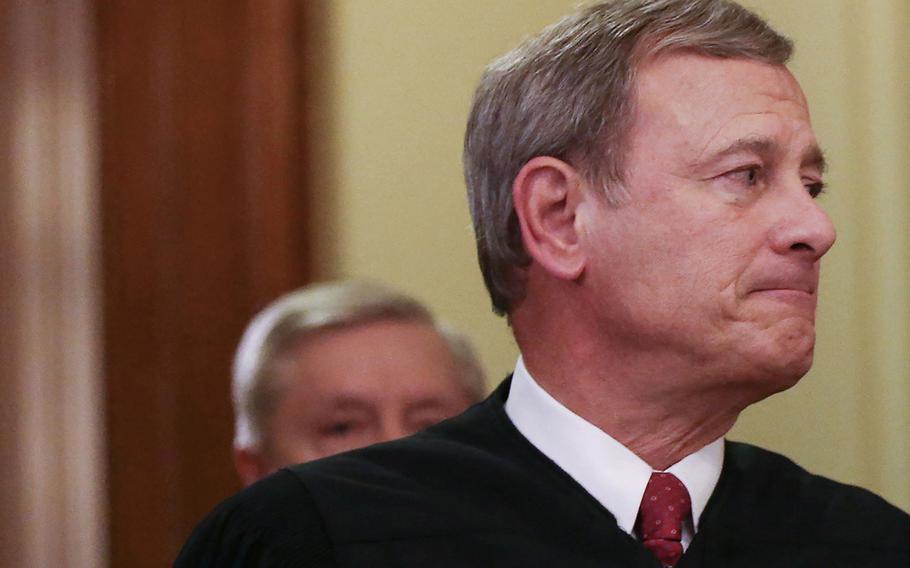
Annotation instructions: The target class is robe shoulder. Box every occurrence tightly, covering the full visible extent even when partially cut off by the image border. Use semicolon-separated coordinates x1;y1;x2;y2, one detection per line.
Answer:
708;441;910;562
174;468;335;567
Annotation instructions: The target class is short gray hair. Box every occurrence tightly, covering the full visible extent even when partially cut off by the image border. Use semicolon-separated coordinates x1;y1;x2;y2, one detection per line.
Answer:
464;0;792;315
232;280;487;450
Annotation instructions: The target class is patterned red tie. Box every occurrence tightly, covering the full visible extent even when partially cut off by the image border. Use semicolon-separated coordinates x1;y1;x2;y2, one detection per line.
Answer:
635;472;692;567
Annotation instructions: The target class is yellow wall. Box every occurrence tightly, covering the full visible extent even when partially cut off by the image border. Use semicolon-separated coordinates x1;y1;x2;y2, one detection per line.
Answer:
319;0;910;511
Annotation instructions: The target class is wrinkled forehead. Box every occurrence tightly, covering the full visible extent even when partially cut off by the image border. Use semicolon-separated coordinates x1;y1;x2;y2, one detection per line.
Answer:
635;52;808;114
628;53;814;158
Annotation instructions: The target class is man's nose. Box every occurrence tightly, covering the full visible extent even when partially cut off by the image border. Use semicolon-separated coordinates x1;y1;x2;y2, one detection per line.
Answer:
379;417;411;442
769;183;837;261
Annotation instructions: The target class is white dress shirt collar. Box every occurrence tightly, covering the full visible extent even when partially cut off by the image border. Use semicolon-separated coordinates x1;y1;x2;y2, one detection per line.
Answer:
504;356;724;543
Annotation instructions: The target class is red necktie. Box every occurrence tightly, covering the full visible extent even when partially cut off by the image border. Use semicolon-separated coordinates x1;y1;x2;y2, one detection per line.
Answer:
635;472;692;567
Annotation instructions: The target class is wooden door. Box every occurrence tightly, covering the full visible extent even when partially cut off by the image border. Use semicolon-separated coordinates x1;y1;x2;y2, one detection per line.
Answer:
97;2;322;564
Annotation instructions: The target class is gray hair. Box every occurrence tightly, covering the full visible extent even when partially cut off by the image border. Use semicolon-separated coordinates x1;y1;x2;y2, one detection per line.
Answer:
232;280;487;450
463;0;793;315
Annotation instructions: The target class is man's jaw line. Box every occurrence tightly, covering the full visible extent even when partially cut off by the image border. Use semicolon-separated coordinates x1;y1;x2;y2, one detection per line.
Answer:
523;339;757;471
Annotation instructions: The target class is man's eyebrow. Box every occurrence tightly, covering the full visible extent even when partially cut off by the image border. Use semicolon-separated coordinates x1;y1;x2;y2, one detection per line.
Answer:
696;136;828;173
693;136;774;168
405;398;453;413
803;145;827;174
323;396;372;412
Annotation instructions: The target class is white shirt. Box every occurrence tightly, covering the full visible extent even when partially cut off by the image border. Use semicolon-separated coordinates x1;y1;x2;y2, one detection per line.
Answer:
504;356;724;549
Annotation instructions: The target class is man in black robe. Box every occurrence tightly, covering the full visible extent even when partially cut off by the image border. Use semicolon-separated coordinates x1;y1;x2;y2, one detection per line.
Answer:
176;1;910;566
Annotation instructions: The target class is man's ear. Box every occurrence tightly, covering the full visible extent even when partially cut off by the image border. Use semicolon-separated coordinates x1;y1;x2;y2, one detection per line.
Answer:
233;446;273;487
513;156;587;280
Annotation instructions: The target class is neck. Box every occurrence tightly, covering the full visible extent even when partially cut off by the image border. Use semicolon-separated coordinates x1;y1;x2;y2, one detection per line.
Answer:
512;297;751;470
520;351;741;470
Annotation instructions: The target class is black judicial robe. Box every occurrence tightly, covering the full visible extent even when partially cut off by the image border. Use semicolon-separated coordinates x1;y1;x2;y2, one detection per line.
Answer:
176;379;910;567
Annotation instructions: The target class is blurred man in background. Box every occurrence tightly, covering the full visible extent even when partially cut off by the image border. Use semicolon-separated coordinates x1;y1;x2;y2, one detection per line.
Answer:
231;279;486;484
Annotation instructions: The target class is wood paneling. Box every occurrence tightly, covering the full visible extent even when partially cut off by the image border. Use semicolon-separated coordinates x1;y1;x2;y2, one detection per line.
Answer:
1;2;104;565
0;6;26;567
97;2;315;565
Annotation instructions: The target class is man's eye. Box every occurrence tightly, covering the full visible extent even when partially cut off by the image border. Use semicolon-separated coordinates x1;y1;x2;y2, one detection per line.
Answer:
805;180;826;199
726;166;761;186
409;413;448;432
322;421;357;437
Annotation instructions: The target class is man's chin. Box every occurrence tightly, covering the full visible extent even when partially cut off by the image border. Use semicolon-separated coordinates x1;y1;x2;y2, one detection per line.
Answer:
765;318;816;367
748;347;814;399
730;327;815;400
770;358;811;390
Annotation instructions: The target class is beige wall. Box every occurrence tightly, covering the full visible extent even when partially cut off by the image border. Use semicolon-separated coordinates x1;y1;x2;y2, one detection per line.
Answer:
320;0;910;512
317;0;577;381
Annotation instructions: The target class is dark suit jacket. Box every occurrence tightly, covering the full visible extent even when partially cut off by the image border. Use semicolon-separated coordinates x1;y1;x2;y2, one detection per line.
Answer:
176;379;910;567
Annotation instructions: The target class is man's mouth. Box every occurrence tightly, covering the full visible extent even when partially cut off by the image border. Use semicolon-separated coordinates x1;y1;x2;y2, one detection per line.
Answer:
748;274;817;296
